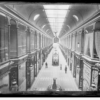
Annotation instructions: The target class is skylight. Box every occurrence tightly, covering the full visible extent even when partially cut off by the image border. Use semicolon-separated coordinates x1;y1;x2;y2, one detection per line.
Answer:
73;15;79;21
43;5;70;36
44;5;70;9
34;14;40;21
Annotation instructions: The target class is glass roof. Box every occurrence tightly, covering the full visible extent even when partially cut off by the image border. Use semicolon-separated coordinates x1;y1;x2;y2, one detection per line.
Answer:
43;5;70;36
44;5;70;9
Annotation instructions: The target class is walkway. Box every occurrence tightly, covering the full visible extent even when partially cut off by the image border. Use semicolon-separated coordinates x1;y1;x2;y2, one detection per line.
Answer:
29;44;80;91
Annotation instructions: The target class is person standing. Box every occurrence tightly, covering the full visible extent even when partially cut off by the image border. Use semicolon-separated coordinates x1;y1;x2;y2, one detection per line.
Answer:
45;62;48;68
60;64;62;70
65;65;67;73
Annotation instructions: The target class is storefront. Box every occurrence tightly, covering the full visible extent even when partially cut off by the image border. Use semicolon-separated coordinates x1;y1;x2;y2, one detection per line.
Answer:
69;52;73;72
38;51;41;71
0;72;9;93
37;51;39;74
72;52;75;76
94;21;100;91
25;54;35;90
73;55;77;78
83;61;91;91
0;61;15;93
9;64;18;92
79;59;83;90
68;49;71;67
74;55;80;87
31;54;35;85
91;67;98;91
76;63;80;87
65;48;68;62
18;61;26;91
34;53;37;77
41;51;43;66
42;51;45;65
73;53;83;89
26;56;32;90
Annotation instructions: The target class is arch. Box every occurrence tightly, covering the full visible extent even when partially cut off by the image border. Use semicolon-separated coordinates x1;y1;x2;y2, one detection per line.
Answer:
10;19;17;26
0;13;8;28
95;21;100;31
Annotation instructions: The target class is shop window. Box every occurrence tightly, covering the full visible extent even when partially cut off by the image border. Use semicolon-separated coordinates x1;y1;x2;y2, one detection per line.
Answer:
0;14;9;63
76;33;81;53
70;63;72;71
18;23;26;57
30;31;35;52
68;59;69;66
71;52;72;58
86;37;91;56
34;32;37;49
19;63;26;86
10;19;17;58
77;42;80;48
0;74;9;93
84;31;93;57
75;34;77;51
38;35;40;48
95;29;100;59
93;43;99;59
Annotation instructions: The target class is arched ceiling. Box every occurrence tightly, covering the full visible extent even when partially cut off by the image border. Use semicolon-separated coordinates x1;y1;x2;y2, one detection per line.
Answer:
5;3;100;39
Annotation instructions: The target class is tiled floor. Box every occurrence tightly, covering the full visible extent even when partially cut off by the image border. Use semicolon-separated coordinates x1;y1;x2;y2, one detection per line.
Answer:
29;44;80;91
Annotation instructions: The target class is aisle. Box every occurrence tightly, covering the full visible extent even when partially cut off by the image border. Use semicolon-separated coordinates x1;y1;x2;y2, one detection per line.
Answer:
29;45;80;91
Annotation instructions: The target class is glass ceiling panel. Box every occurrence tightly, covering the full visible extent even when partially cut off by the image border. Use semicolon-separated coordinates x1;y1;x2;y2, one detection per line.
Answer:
49;25;62;27
48;18;64;22
45;10;67;17
51;26;62;28
43;5;70;36
44;5;70;9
